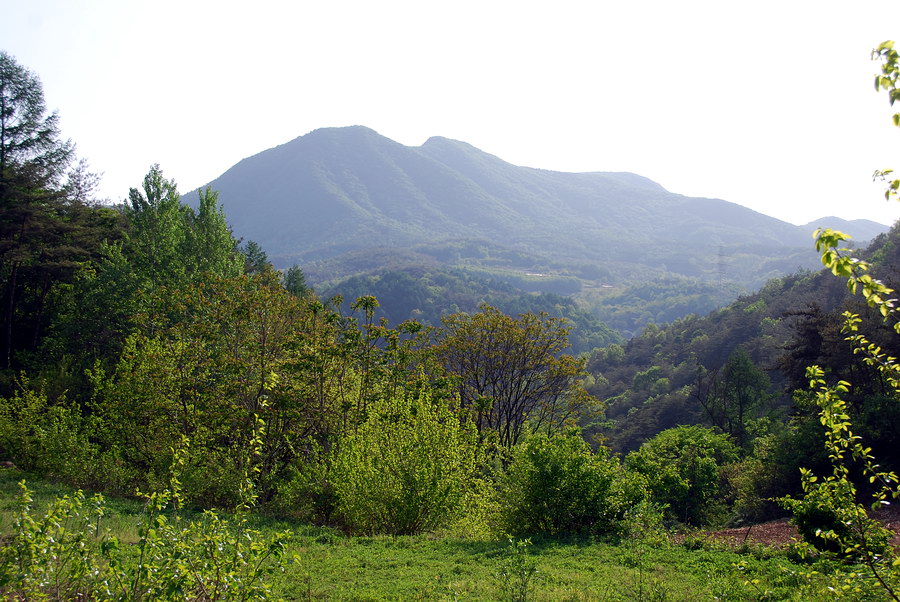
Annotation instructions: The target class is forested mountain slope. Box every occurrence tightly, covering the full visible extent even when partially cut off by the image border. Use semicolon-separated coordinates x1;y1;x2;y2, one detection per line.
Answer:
190;126;849;291
588;223;900;456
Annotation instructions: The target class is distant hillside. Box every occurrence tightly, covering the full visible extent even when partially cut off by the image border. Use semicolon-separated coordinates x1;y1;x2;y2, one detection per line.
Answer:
190;126;823;290
588;223;900;453
800;216;890;243
317;264;621;355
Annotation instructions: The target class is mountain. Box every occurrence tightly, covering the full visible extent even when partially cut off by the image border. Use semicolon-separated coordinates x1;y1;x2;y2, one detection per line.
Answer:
190;126;824;290
800;216;890;243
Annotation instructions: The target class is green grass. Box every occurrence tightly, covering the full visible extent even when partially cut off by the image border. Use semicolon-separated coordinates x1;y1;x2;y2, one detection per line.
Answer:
0;469;882;601
271;535;826;601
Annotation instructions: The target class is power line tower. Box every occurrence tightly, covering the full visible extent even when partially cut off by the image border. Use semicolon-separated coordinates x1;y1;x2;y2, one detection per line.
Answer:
717;245;727;293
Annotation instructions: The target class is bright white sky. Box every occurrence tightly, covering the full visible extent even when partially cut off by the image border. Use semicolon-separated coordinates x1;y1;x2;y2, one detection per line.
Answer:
3;0;900;226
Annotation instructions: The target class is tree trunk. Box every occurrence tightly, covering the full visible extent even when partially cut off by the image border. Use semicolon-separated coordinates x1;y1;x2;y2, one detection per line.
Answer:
4;262;18;369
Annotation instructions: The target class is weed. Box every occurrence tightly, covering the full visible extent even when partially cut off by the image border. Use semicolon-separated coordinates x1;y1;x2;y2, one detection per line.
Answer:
496;537;538;602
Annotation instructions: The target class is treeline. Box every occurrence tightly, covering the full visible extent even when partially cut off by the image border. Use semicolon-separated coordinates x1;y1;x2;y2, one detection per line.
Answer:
586;276;742;337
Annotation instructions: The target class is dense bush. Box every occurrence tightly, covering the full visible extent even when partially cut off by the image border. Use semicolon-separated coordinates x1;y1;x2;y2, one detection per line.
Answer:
330;390;477;535
501;429;647;537
269;449;337;525
0;383;106;487
626;425;738;526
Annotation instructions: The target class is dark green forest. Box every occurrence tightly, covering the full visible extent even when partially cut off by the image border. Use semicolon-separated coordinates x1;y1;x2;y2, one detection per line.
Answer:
4;46;900;600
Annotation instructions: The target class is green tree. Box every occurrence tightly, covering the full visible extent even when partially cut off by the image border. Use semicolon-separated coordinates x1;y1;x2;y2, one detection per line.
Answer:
183;187;243;277
626;425;738;525
330;388;477;535
0;50;73;188
437;304;598;448
49;166;191;366
694;348;771;450
241;239;270;275
123;164;189;284
0;51;81;369
115;164;243;296
47;166;242;372
283;264;311;297
89;272;325;504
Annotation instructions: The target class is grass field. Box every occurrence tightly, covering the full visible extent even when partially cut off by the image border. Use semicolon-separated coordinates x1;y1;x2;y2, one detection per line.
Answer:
0;468;883;601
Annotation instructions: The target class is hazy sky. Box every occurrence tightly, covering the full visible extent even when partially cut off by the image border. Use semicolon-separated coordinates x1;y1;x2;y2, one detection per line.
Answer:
3;1;900;227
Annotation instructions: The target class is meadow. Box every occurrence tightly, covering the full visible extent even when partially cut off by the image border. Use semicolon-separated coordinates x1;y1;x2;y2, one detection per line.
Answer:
0;468;882;601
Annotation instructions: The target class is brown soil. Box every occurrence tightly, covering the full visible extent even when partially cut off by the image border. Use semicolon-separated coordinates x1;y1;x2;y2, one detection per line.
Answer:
698;507;900;549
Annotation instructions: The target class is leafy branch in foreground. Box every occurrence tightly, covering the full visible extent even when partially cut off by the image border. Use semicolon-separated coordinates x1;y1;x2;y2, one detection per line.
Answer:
874;40;900;201
778;233;900;597
776;40;900;599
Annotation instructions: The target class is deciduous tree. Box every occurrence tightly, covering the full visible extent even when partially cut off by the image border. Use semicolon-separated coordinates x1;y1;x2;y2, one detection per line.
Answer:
694;348;771;450
437;304;598;447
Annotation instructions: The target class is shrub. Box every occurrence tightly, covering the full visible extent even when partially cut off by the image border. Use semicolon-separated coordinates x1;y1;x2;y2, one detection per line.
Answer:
626;425;738;526
330;390;477;535
501;429;647;537
0;381;102;487
0;434;288;600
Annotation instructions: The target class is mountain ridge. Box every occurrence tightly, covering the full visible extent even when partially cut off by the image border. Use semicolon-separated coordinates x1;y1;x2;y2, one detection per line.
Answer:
185;126;890;292
800;216;890;242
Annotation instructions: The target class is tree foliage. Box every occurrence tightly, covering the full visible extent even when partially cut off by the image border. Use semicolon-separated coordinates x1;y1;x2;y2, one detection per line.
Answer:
437;305;598;448
88;272;344;504
45;165;243;374
0;50;72;186
694;348;771;450
626;425;738;525
0;51;112;372
502;429;646;537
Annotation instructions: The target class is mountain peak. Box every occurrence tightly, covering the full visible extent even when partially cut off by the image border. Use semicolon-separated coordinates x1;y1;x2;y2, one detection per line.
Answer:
309;125;382;137
801;216;890;241
421;135;468;147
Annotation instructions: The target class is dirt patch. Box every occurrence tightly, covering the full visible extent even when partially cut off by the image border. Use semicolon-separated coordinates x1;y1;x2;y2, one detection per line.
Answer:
702;520;799;548
697;506;900;549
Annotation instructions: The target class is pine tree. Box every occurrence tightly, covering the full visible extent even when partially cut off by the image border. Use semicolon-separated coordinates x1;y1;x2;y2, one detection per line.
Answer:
0;51;78;368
